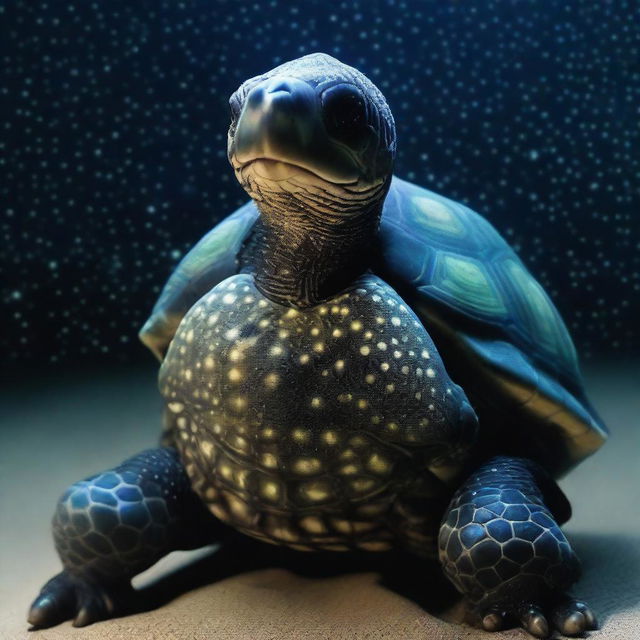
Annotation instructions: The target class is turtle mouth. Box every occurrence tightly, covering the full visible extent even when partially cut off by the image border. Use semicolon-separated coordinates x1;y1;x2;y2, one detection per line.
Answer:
235;156;360;186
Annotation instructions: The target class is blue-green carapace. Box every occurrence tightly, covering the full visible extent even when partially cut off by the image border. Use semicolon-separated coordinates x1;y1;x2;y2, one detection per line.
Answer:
30;53;606;638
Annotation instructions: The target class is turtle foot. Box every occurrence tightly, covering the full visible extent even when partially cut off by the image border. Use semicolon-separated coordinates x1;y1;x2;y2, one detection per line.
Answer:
28;571;136;628
477;595;597;638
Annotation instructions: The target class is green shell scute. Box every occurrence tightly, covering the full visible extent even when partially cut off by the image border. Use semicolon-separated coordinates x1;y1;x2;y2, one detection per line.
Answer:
429;252;509;320
501;258;578;371
381;176;581;385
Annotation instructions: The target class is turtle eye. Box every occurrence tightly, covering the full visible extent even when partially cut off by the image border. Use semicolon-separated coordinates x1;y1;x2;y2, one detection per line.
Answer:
321;83;369;146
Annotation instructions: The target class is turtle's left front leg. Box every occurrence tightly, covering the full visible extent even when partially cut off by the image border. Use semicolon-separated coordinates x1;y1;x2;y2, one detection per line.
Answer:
439;456;597;638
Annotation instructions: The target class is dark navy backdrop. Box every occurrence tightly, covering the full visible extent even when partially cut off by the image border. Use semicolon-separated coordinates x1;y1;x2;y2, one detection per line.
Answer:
3;0;638;366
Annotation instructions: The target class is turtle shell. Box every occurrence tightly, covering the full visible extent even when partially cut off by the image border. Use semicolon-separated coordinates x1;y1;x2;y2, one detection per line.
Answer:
375;176;607;477
139;201;258;360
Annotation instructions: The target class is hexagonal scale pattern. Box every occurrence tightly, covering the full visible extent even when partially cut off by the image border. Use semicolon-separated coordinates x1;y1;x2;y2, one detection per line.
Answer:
438;456;580;607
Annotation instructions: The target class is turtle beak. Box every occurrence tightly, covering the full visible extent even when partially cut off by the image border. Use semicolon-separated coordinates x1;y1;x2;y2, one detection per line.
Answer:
230;76;363;184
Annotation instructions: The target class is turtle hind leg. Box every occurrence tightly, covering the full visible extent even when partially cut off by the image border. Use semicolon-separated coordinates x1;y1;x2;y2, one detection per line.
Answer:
438;456;598;638
28;447;227;629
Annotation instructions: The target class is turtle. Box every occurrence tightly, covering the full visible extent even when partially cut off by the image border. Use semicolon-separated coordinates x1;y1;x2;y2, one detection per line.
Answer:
28;53;607;638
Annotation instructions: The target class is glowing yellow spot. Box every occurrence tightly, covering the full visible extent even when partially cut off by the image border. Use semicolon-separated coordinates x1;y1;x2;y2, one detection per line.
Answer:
262;427;276;439
340;306;350;315
367;453;391;474
351;478;376;493
222;293;236;304
375;317;385;325
285;308;298;318
360;345;371;356
228;368;242;382
421;349;430;359
230;435;248;452
311;327;320;336
340;449;355;460
261;480;280;501
380;362;390;372
365;374;376;384
225;327;239;340
301;481;331;502
377;341;387;351
184;369;192;381
426;367;436;378
219;463;232;480
299;353;310;364
401;365;410;374
293;457;322;474
258;299;268;308
393;350;402;358
185;329;194;344
270;344;284;356
201;441;214;458
386;422;399;432
259;319;269;328
228;495;251;519
364;330;373;339
331;305;340;314
204;356;215;370
335;359;345;371
229;349;242;362
278;329;289;339
339;464;359;475
264;372;279;389
300;516;326;534
350;320;363;331
357;398;369;409
332;328;343;338
231;396;247;411
261;453;278;469
322;430;339;445
350;435;367;447
168;402;184;413
292;428;310;443
313;342;324;353
311;396;322;408
371;415;381;424
386;384;395;392
337;393;352;403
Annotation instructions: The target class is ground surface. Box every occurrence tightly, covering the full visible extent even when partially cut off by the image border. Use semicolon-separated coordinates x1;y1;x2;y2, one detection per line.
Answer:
1;362;638;640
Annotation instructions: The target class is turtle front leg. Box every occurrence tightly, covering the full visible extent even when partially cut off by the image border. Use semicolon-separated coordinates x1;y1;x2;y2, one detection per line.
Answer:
28;447;227;628
438;456;597;638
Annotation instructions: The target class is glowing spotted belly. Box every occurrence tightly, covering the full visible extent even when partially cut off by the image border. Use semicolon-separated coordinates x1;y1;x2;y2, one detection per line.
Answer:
159;273;467;550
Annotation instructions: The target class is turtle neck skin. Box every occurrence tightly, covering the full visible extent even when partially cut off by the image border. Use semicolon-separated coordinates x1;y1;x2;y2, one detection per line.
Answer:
248;179;389;308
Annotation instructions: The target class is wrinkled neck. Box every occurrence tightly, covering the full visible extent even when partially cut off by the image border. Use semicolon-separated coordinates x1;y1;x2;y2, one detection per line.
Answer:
252;193;383;307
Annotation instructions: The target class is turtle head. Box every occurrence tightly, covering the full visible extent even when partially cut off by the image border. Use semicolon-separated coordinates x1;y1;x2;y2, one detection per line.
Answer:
227;53;396;220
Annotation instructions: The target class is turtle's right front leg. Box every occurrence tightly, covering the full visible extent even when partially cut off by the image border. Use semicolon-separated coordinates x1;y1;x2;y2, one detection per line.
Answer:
28;447;227;628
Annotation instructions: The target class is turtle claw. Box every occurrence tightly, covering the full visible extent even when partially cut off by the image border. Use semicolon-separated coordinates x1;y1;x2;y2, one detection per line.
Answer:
552;599;598;636
520;605;549;638
476;596;597;638
28;571;131;629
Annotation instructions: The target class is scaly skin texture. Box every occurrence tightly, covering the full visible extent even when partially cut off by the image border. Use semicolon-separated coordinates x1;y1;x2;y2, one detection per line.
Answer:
159;272;477;554
439;457;596;637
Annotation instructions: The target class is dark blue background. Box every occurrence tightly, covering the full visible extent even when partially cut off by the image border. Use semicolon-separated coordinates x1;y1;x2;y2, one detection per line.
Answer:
2;0;638;367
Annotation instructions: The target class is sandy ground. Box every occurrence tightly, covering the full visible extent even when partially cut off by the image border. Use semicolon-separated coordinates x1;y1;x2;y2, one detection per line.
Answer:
1;362;638;640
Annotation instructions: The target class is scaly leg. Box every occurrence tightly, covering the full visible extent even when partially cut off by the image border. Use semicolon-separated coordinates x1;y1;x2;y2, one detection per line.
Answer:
28;447;226;628
438;456;597;638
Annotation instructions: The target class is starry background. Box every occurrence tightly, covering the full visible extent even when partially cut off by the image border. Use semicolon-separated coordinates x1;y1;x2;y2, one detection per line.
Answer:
2;0;639;369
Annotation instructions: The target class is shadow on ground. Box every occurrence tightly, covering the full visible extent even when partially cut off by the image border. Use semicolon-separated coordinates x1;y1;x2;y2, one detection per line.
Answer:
128;534;459;621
